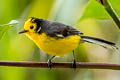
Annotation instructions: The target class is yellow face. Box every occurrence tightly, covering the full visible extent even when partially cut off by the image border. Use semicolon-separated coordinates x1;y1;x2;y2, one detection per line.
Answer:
24;18;37;34
19;18;37;34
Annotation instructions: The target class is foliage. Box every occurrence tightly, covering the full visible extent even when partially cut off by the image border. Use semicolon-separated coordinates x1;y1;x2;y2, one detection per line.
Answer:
0;0;119;80
79;0;120;21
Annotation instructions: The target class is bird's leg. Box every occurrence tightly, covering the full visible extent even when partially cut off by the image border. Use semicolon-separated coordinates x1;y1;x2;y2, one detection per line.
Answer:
47;56;55;68
72;50;76;69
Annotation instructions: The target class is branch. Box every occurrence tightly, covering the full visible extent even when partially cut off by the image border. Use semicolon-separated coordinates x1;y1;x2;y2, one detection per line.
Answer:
97;0;120;29
0;61;120;70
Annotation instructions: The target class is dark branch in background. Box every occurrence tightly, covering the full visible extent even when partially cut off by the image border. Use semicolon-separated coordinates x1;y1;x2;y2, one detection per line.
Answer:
0;61;120;70
97;0;104;4
97;0;120;29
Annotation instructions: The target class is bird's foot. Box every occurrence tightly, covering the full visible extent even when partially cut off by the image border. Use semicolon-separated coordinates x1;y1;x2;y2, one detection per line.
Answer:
72;59;76;69
47;59;53;69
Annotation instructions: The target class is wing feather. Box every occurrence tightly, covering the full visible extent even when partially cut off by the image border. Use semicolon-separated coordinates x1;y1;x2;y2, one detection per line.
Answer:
45;21;83;38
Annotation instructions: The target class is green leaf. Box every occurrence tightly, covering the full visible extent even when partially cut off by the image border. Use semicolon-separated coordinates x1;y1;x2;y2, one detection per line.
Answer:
78;0;120;22
0;26;9;39
0;20;19;40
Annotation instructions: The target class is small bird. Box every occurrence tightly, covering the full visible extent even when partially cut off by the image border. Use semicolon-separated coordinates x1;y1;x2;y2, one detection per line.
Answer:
19;17;117;68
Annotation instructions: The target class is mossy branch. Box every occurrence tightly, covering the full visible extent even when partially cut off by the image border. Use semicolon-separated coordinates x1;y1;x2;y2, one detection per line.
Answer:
0;61;120;70
97;0;120;29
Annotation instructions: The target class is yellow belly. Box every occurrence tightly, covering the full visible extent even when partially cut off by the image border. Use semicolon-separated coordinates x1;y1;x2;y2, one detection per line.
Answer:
26;33;80;56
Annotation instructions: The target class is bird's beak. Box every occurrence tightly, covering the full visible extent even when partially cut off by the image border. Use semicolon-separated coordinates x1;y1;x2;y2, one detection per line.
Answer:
19;30;28;34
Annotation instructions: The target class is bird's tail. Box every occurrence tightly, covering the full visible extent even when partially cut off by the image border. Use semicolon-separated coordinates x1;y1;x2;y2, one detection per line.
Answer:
81;36;118;49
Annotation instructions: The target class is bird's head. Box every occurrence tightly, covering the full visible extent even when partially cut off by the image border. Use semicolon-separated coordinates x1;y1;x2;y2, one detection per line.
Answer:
19;17;42;34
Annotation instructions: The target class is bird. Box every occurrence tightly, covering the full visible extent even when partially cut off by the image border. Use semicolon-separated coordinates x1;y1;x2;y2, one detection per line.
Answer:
19;17;117;68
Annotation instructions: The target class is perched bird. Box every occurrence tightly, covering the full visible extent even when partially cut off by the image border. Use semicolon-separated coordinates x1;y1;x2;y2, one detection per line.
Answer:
19;17;117;68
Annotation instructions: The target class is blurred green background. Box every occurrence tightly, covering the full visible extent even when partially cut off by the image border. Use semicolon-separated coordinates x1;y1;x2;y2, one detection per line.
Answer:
0;0;120;80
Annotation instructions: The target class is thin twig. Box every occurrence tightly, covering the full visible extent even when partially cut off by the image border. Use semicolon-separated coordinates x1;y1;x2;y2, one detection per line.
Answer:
97;0;120;29
0;61;120;70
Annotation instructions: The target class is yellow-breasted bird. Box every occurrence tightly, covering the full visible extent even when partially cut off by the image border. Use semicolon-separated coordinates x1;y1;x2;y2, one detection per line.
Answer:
19;17;117;68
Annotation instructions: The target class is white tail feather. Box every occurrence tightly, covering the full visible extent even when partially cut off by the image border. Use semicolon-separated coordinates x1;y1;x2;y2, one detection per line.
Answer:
81;36;118;49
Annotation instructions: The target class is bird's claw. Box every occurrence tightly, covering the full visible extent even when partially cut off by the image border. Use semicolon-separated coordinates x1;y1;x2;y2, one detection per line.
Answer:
47;59;53;69
72;59;76;69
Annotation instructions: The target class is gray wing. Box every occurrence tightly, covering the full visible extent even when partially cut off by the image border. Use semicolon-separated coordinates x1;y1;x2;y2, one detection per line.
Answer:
45;21;83;38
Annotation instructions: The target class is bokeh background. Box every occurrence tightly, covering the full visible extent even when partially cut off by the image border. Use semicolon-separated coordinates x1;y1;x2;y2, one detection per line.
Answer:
0;0;120;80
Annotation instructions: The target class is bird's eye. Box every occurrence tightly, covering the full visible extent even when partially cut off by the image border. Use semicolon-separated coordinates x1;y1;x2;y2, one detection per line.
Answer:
30;25;34;29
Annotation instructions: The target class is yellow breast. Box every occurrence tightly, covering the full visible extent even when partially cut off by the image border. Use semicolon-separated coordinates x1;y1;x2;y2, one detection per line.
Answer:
25;33;80;56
